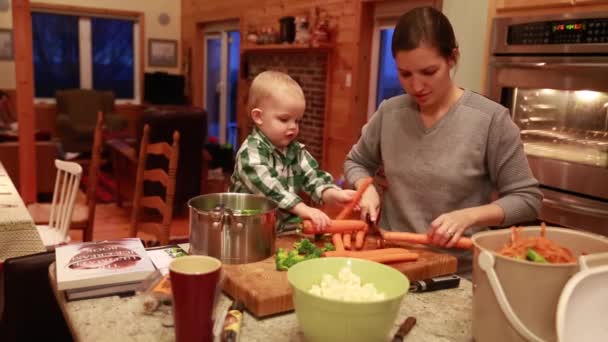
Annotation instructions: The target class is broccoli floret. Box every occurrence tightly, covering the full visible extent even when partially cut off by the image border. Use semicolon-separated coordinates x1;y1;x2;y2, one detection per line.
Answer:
275;248;305;271
322;242;335;252
277;239;335;271
293;238;318;255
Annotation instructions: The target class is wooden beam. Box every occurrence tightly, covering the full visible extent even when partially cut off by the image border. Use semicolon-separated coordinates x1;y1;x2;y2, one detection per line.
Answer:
12;0;37;203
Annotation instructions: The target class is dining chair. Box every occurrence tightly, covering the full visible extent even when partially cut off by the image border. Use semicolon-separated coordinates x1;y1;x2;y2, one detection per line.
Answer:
28;111;103;242
34;159;83;249
129;124;181;246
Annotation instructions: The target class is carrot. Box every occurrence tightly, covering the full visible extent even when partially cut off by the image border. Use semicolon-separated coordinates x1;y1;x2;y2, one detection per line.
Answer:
324;249;419;263
343;233;352;250
354;230;365;250
301;219;368;235
382;231;474;250
324;248;413;257
332;233;345;252
498;224;575;264
335;177;374;220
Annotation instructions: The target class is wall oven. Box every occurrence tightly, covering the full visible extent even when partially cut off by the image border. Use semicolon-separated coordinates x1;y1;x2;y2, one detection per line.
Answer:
488;12;608;235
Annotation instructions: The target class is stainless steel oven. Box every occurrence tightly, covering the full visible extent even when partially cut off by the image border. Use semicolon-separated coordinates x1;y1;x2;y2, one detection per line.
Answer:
488;12;608;235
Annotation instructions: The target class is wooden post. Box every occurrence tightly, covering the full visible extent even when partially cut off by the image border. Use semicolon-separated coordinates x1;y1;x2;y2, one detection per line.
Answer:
12;0;37;203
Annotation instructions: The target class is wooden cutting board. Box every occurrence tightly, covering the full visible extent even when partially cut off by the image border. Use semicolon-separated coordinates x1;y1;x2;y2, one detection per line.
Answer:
221;234;457;317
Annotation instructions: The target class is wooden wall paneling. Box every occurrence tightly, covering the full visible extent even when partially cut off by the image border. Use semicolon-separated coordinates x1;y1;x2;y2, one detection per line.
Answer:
12;0;38;203
182;0;367;177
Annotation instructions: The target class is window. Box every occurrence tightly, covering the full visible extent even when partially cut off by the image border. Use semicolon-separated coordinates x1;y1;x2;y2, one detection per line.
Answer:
367;1;437;117
32;11;140;102
203;20;240;149
375;28;403;108
32;13;80;98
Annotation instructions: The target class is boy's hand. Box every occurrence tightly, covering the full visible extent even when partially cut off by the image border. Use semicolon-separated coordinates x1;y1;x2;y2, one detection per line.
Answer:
291;203;331;231
322;188;357;206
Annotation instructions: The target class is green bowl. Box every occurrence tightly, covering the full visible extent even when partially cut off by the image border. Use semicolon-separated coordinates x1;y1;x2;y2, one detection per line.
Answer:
287;257;409;342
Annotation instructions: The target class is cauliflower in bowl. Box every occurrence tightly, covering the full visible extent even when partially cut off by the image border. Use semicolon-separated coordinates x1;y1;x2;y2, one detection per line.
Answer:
308;267;385;302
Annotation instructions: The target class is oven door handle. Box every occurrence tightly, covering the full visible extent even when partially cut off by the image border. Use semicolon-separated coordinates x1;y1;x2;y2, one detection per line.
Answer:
543;198;608;218
492;61;608;69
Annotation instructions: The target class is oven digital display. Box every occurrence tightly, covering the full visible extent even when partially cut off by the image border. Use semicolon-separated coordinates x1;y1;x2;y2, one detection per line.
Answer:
508;17;608;45
552;23;586;32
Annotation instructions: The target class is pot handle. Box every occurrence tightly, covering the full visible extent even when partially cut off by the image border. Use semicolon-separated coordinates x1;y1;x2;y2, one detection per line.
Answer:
578;252;608;271
478;251;546;342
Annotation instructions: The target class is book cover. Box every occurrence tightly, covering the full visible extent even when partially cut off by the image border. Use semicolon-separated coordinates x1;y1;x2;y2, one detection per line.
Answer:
146;245;188;275
55;238;156;291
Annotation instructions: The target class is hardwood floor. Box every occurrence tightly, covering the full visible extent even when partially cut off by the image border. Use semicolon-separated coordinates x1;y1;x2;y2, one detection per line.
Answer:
68;203;190;243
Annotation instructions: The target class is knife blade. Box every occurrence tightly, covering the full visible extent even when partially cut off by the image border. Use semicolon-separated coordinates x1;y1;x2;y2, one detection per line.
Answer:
392;316;416;342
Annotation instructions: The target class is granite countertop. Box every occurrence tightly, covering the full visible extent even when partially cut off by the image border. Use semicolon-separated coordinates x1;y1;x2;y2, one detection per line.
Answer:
63;279;472;342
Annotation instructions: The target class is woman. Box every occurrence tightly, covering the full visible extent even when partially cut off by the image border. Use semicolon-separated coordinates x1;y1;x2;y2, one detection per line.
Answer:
344;7;542;256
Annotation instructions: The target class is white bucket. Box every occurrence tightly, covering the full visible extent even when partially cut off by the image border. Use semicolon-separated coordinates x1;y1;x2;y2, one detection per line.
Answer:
472;226;608;342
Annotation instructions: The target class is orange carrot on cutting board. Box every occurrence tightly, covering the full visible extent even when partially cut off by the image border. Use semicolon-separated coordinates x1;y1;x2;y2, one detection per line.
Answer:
383;231;473;250
354;230;365;250
343;233;352;250
301;219;368;235
332;233;345;252
324;248;419;263
335;177;374;220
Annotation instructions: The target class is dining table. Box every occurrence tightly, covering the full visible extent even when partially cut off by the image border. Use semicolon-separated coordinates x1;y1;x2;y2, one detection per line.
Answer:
48;261;473;342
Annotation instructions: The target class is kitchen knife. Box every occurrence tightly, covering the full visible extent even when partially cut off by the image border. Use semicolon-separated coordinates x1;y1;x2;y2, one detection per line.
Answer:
392;316;416;342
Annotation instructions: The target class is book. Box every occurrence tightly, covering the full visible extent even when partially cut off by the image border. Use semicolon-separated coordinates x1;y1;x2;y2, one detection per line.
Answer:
55;238;156;293
146;245;188;275
65;281;141;301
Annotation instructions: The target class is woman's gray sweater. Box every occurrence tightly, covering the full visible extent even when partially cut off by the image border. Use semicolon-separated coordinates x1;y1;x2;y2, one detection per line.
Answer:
344;89;543;234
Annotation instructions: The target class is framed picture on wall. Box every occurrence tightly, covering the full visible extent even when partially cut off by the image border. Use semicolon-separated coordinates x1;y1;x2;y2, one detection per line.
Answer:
0;29;13;61
148;39;177;67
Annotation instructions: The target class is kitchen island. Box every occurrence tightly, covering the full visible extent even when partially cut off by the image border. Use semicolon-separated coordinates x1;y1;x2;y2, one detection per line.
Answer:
50;263;472;342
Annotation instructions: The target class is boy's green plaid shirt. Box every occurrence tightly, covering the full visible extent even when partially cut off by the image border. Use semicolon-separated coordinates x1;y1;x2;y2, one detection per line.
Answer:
230;127;338;230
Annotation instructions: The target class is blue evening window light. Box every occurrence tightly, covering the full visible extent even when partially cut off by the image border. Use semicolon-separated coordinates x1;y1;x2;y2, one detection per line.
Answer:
32;12;80;98
92;18;134;99
376;28;404;108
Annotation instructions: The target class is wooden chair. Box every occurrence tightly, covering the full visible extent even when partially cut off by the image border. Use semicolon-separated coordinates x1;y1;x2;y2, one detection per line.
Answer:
129;124;180;246
34;159;83;249
28;112;103;242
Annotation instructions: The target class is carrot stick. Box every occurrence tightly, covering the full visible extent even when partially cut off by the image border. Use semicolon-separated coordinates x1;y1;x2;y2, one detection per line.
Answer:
301;220;368;235
324;249;419;263
335;177;374;220
383;231;473;250
343;233;352;250
324;248;413;257
354;230;365;250
332;233;345;252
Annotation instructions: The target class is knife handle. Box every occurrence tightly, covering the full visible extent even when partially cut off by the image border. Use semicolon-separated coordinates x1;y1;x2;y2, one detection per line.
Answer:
392;316;417;342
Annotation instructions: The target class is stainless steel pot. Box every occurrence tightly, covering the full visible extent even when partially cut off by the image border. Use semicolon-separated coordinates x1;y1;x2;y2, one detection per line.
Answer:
188;193;278;264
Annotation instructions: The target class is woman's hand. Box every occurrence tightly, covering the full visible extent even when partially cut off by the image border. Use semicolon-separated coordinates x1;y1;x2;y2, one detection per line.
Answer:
427;209;475;248
357;185;381;223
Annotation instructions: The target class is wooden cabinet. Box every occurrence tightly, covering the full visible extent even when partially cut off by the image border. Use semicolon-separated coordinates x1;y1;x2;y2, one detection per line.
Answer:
496;0;574;10
574;0;608;4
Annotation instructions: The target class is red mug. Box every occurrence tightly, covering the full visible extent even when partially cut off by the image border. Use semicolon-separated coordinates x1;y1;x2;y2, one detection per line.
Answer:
169;255;222;342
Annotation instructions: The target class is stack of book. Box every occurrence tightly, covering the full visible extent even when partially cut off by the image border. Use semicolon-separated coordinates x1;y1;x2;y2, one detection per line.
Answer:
55;238;156;300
